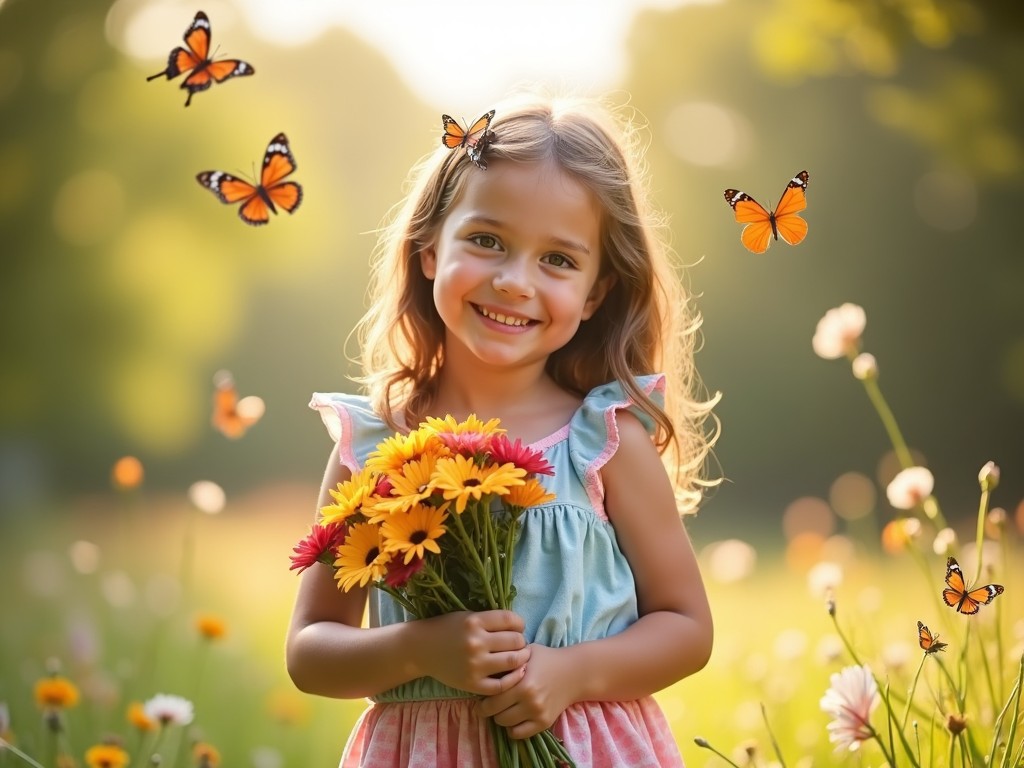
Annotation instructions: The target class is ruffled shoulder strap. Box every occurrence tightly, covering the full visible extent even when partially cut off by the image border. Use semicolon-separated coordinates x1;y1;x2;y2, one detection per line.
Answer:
308;392;393;473
567;374;666;519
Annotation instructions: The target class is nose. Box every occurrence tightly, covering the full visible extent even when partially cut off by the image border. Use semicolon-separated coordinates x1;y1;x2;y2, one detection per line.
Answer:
492;256;535;299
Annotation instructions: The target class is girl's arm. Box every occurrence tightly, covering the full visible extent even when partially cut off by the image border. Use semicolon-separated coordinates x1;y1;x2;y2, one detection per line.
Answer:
285;444;532;700
478;410;713;736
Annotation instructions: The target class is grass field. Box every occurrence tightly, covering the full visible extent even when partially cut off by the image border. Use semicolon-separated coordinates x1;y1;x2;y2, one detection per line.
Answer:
1;481;1021;767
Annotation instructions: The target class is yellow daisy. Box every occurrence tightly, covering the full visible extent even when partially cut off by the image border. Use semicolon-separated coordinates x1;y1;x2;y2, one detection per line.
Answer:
421;414;504;437
381;503;448;564
320;468;376;526
365;429;446;475
505;478;556;509
333;522;392;591
371;455;439;517
433;455;526;514
126;701;156;732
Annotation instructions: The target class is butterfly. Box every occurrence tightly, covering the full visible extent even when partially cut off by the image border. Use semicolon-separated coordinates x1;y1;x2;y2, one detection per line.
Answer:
916;621;948;654
196;133;303;226
942;556;1004;615
211;370;265;439
442;110;497;170
724;170;810;254
146;10;254;107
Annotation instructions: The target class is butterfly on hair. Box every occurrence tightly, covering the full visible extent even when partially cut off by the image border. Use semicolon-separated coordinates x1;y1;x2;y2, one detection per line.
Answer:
442;110;498;170
724;171;809;254
196;133;303;226
146;10;254;107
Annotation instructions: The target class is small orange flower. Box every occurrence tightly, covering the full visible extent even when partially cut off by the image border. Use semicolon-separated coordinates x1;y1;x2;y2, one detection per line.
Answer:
111;456;144;490
192;742;221;768
85;744;130;768
34;676;80;710
126;701;156;732
195;614;227;640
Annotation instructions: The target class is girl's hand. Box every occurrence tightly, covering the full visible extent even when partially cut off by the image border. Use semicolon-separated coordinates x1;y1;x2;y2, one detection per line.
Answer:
416;610;530;696
476;643;576;739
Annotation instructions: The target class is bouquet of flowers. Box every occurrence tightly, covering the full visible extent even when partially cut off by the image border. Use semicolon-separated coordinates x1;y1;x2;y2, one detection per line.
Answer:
290;414;575;767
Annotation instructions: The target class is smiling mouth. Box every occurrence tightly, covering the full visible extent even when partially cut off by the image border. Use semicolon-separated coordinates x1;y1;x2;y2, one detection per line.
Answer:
473;304;535;327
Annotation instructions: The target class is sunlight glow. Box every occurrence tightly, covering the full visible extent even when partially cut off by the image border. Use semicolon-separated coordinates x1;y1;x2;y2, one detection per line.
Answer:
112;0;717;107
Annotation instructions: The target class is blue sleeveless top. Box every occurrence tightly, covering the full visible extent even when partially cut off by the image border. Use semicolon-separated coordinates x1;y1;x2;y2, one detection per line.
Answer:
309;374;666;703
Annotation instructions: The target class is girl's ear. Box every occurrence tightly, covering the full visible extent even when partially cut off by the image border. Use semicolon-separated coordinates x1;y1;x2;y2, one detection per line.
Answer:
420;244;437;279
582;274;615;321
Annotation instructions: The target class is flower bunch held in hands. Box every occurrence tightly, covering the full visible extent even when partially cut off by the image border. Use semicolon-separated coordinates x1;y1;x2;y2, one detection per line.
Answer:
290;414;576;767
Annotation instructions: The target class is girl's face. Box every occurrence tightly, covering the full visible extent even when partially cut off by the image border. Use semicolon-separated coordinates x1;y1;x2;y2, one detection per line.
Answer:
420;159;610;376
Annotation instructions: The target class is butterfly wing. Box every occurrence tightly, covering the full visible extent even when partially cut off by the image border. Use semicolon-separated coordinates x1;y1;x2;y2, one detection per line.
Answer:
441;114;467;149
773;171;810;246
942;556;1004;614
211;371;263;438
463;110;496;148
147;11;209;81
725;190;774;254
917;621;947;653
197;170;269;225
259;133;303;217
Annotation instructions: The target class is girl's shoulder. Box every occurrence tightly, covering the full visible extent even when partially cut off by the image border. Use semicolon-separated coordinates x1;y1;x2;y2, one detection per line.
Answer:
567;373;665;466
309;392;394;471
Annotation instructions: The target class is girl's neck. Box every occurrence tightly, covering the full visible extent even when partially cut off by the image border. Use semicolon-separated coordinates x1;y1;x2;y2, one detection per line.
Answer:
427;366;581;444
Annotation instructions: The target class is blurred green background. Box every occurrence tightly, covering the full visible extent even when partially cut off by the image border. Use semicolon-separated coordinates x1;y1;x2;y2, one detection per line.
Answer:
2;0;1023;764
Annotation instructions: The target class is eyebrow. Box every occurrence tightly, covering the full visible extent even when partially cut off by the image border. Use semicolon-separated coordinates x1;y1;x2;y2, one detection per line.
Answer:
461;215;592;256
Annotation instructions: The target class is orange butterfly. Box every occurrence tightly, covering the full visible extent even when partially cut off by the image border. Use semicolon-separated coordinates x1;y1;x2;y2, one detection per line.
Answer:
916;621;948;654
146;11;254;107
942;556;1004;615
442;110;497;169
724;171;810;254
196;133;303;226
211;370;264;439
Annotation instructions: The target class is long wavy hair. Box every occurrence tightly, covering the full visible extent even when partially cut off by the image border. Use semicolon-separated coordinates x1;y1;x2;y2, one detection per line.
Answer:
354;92;719;513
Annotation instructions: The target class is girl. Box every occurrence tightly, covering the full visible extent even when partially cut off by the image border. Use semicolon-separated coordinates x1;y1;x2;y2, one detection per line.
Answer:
286;92;718;767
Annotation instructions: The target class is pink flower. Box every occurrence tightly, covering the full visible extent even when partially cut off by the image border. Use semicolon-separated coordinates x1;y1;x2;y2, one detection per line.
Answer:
384;556;425;588
488;435;554;476
885;466;934;510
820;664;879;752
289;522;348;573
436;431;490;456
812;303;866;360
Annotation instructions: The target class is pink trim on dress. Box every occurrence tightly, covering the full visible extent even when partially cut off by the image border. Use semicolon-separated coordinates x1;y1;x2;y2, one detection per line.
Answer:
309;394;361;473
528;424;570;452
582;376;667;521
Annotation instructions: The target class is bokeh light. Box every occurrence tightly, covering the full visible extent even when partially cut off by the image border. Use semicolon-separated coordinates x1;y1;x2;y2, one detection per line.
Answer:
188;480;227;514
663;100;750;167
828;471;876;521
111;455;144;490
701;538;757;584
782;496;835;540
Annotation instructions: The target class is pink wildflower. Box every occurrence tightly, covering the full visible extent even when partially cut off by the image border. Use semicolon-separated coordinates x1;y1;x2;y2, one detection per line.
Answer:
820;665;879;752
488;435;554;476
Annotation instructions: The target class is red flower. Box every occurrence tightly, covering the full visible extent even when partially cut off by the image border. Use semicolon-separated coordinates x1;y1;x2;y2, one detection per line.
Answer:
488;435;554;476
289;522;348;573
384;556;425;588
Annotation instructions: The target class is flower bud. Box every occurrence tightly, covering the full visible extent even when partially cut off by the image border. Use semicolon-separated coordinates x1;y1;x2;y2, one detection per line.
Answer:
852;353;878;380
946;713;968;735
978;461;1000;492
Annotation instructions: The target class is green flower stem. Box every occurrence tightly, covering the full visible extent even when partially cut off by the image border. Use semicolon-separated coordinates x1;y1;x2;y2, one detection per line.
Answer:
692;737;744;767
933;654;965;713
972;487;990;586
856;367;948;529
760;702;788;768
420;560;470;612
902;654;928;731
973;622;999;729
879;679;919;766
447;508;498;610
483;505;508;608
996;656;1024;768
0;738;46;768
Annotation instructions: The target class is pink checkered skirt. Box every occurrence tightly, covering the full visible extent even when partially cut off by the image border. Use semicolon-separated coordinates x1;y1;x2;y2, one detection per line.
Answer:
338;696;684;767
